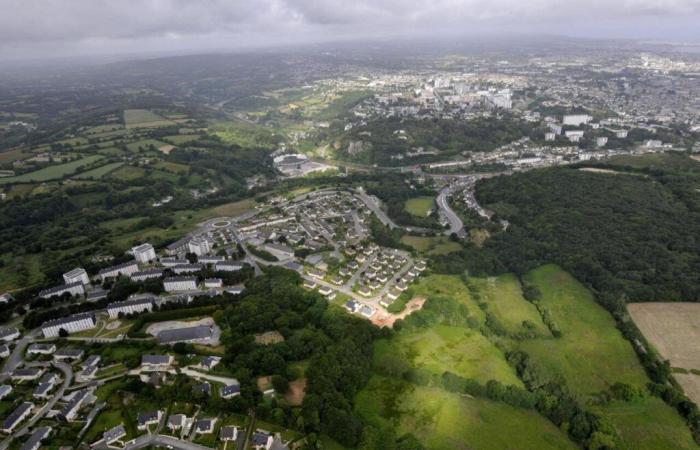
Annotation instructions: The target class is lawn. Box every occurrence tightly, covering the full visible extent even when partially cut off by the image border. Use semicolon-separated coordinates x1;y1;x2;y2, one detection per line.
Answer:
468;274;550;336
400;235;462;255
73;162;124;179
355;376;576;450
404;196;435;217
374;324;522;386
519;265;649;395
0;155;104;184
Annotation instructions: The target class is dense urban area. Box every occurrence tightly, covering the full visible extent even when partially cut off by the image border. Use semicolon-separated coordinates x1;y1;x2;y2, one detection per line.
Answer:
0;38;700;450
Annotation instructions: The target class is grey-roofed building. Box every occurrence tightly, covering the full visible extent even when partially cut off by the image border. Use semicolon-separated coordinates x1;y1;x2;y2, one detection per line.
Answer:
27;343;56;355
160;257;187;267
76;365;98;383
198;356;221;371
204;278;222;288
102;424;126;445
220;382;241;399
58;389;92;421
141;354;173;371
251;430;274;450
107;297;154;319
199;256;225;265
172;263;203;275
54;347;84;361
40;313;96;338
163;276;197;292
194;381;211;396
82;355;101;369
137;410;162;430
220;425;239;441
0;385;12;401
63;267;90;285
195;418;216;434
214;261;242;272
0;293;14;304
12;367;44;381
19;426;51;450
167;413;187;430
132;243;157;264
86;289;108;302
0;327;20;342
1;402;34;433
129;269;164;282
98;260;139;281
0;344;9;358
157;325;212;345
38;281;85;299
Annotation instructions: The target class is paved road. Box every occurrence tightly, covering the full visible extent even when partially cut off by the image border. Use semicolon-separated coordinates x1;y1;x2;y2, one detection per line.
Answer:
436;186;466;238
354;188;397;229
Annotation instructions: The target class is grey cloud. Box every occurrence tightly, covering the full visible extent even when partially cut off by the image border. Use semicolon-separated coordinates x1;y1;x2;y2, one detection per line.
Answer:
1;0;699;59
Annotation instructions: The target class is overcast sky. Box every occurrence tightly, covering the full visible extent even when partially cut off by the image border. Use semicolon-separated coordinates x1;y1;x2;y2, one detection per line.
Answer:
2;0;700;60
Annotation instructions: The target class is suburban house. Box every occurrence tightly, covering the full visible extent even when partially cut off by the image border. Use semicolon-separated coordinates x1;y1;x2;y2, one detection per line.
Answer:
0;327;20;342
141;355;174;371
1;402;34;433
137;410;162;430
220;382;241;399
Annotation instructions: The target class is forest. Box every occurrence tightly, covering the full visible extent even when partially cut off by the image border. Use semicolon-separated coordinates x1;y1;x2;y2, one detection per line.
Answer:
474;163;700;306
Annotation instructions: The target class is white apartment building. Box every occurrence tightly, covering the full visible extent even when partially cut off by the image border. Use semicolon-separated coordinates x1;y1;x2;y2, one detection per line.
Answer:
163;277;197;292
188;237;211;256
39;282;85;300
215;261;242;272
565;130;585;143
62;268;90;285
563;114;592;126
129;269;163;282
107;298;154;319
40;313;97;338
132;243;157;264
98;261;139;281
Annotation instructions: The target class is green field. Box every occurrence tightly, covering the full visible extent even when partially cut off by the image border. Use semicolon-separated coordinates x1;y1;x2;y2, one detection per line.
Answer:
123;109;175;128
163;134;200;145
125;139;168;152
0;155;104;184
404;196;435;217
400;235;462;255
519;265;648;395
374;324;522;386
356;376;576;450
73;162;124;179
410;274;486;324
469;274;550;336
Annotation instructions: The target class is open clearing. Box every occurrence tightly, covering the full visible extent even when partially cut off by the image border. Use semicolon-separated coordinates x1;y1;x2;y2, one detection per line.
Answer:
628;302;700;405
404;196;435;217
400;235;462;255
374;323;522;386
356;376;576;450
469;274;550;336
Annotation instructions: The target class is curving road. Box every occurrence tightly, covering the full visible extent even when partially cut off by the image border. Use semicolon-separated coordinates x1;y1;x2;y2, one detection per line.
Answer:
436;187;464;237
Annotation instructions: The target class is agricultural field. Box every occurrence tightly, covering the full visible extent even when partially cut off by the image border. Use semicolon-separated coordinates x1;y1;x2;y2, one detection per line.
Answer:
519;265;697;449
72;162;124;179
404;196;435;217
125;138;169;152
0;154;104;184
519;265;648;395
469;274;550;337
628;302;700;405
356;376;577;450
123;109;176;129
163;134;200;145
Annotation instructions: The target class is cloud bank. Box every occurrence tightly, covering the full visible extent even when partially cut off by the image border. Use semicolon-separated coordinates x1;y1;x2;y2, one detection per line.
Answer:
1;0;699;59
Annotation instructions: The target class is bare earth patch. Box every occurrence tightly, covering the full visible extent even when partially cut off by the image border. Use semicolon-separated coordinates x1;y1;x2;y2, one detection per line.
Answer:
254;331;285;345
371;297;426;328
628;302;700;404
285;378;307;406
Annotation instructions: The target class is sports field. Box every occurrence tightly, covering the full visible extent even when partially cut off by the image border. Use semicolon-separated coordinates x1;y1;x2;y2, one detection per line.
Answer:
404;196;435;217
